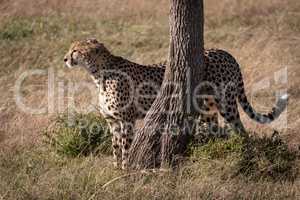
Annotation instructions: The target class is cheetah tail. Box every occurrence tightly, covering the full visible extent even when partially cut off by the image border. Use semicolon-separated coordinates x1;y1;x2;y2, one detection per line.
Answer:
238;89;288;124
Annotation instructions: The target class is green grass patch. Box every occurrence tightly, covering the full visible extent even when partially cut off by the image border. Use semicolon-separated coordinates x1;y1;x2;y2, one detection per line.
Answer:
0;19;33;40
0;16;93;41
190;134;244;160
189;131;299;182
236;132;299;181
44;113;112;157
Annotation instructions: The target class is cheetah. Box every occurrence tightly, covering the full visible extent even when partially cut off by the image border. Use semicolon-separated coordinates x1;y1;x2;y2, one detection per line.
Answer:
64;38;288;169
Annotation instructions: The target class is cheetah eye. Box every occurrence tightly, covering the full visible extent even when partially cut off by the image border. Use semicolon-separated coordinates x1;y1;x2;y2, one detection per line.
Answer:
71;50;79;59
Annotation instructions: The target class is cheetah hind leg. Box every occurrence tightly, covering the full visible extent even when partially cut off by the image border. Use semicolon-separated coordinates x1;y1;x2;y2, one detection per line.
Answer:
199;112;220;135
215;98;247;136
199;96;222;136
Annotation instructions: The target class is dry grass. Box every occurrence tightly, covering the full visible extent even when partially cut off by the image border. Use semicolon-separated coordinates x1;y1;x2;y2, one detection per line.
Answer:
1;140;299;200
0;0;300;199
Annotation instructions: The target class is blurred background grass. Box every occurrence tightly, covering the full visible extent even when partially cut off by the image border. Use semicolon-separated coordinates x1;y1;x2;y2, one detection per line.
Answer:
0;0;300;199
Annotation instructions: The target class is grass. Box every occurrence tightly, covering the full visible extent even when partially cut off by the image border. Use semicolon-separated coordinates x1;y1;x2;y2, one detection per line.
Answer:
0;19;33;41
236;133;299;181
190;132;299;182
190;134;244;160
44;113;112;157
1;114;294;199
1;123;299;199
0;0;300;199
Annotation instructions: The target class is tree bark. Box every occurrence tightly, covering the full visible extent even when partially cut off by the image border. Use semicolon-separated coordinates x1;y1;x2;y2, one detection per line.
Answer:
128;0;204;169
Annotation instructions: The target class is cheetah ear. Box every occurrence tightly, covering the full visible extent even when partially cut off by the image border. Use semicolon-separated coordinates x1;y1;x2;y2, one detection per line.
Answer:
95;43;105;54
87;38;99;44
95;47;100;54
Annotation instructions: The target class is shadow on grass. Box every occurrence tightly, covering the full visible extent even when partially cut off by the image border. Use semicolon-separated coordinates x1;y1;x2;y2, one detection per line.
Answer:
236;132;299;182
189;130;299;182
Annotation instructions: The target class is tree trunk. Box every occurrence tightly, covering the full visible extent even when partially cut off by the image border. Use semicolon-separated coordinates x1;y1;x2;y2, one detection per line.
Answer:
128;0;204;169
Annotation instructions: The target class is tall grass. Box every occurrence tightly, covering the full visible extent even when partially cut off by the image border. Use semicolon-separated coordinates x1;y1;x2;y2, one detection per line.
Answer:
0;0;300;199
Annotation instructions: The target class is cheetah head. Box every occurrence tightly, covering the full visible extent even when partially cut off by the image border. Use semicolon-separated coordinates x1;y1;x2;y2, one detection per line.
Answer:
64;38;110;69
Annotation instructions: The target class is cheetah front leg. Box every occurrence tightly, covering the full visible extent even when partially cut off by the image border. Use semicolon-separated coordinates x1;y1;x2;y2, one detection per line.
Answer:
120;121;134;170
108;121;122;168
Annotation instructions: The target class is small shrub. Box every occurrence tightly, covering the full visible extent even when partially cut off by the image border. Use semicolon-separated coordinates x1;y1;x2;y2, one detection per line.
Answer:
189;131;299;181
44;113;111;157
236;131;299;181
189;134;244;159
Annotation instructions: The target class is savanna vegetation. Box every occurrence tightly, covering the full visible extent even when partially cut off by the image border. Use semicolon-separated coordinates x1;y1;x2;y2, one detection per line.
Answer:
0;0;300;199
